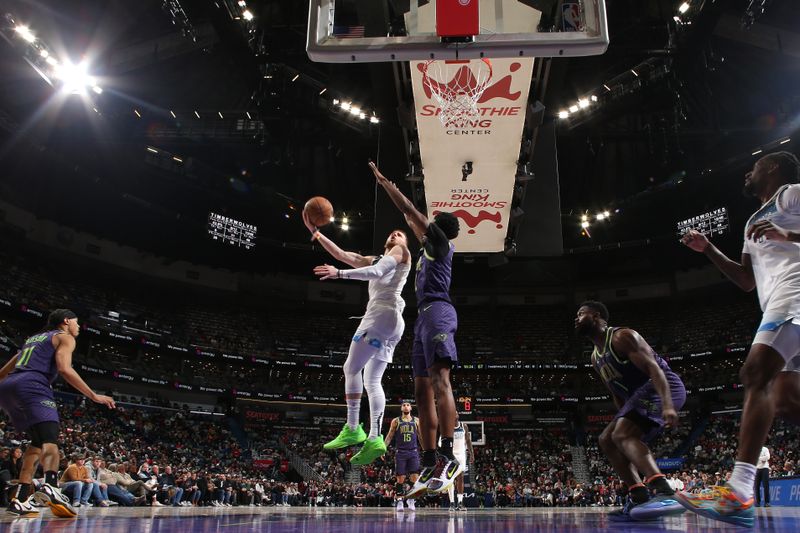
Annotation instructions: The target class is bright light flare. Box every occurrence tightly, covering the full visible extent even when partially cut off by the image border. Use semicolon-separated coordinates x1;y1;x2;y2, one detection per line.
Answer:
15;25;36;43
54;61;93;95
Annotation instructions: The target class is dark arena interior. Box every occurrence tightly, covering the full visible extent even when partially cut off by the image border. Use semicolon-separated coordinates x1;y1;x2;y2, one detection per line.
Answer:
0;0;800;531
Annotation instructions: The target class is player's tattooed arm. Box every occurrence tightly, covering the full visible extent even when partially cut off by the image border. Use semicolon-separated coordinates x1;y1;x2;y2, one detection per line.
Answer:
0;352;19;381
614;329;679;428
384;418;399;447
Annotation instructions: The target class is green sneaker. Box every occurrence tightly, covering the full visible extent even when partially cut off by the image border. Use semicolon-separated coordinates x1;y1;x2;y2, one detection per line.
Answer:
350;436;387;465
323;423;367;450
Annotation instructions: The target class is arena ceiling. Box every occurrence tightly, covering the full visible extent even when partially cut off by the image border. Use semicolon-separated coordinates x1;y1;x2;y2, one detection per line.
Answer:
0;0;799;285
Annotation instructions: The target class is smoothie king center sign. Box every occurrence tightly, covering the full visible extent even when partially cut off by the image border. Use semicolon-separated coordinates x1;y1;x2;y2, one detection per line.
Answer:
411;57;534;252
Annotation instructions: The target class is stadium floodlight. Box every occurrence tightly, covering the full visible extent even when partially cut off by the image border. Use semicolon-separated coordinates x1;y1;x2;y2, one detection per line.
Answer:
54;61;95;95
568;105;579;113
678;2;690;14
14;25;36;43
558;110;569;119
369;116;379;124
578;98;589;109
242;9;254;21
341;223;350;231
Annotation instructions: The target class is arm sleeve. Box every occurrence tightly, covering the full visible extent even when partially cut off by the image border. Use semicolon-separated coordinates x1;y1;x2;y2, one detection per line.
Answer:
338;254;398;281
778;184;800;215
422;222;450;260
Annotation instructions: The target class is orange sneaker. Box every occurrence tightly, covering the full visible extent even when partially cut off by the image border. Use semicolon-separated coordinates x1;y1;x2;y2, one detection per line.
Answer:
675;486;754;528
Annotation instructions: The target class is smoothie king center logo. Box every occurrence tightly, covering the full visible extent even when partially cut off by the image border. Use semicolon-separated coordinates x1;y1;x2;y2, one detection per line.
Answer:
418;61;525;132
432;188;507;235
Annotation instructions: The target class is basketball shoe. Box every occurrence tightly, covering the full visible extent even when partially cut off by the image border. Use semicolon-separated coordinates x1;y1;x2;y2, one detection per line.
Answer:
323;423;367;450
629;493;686;520
675;486;754;528
7;497;39;517
405;465;436;500
350;436;386;465
425;455;463;495
34;483;78;518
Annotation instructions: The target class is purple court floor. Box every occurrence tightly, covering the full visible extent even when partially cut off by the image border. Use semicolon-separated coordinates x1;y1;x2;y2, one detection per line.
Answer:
1;506;799;532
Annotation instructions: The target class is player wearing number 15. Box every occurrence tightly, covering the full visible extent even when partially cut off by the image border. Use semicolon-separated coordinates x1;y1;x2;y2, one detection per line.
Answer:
384;402;421;511
0;309;116;518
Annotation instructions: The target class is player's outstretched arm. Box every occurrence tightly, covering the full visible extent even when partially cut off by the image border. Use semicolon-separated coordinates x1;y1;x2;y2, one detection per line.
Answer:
369;161;429;242
680;230;755;292
303;210;374;268
54;335;116;409
613;329;678;428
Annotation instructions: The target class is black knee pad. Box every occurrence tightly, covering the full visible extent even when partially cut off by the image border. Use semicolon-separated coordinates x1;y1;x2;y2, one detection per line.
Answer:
28;421;60;448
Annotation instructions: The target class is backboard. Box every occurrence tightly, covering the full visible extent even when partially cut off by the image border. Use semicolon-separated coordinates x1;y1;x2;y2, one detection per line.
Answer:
307;0;609;63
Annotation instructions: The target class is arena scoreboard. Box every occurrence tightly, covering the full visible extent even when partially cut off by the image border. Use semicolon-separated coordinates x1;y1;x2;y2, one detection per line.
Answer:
208;212;257;249
676;207;729;238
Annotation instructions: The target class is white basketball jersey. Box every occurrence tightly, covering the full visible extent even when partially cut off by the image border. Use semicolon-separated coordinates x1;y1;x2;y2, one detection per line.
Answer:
742;184;800;316
439;423;467;457
365;259;410;315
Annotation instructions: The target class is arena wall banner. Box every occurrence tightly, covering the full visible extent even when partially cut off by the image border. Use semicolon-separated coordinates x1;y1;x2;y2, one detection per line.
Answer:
770;477;800;507
656;458;685;471
410;57;535;253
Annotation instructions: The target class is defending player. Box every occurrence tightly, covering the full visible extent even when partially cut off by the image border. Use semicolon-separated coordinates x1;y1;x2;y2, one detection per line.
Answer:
0;309;116;517
679;151;800;527
575;301;686;521
369;161;464;497
305;211;411;465
444;415;473;512
383;402;421;511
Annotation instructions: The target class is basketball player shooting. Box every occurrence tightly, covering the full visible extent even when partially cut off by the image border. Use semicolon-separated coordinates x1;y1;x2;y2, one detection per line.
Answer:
368;161;464;498
304;210;412;465
679;151;800;528
575;301;686;522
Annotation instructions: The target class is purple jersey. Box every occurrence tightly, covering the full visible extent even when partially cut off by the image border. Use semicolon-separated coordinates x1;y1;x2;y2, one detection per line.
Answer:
12;330;61;383
414;243;455;307
394;416;418;455
591;327;673;401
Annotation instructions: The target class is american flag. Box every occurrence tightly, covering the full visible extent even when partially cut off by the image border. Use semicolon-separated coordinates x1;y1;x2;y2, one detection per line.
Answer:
332;25;365;39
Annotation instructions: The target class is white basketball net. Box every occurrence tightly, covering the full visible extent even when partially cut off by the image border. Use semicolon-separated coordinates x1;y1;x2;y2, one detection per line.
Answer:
421;59;493;128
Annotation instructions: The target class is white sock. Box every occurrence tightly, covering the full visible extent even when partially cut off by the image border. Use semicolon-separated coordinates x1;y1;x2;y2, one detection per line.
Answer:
457;493;464;504
346;399;361;430
448;484;455;504
343;349;365;431
728;461;757;500
363;358;388;439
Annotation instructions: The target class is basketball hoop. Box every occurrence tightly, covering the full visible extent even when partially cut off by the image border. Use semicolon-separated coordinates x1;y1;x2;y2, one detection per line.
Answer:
421;58;493;128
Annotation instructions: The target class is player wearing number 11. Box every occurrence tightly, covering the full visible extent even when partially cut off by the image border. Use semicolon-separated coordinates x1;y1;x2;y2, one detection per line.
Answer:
0;309;116;518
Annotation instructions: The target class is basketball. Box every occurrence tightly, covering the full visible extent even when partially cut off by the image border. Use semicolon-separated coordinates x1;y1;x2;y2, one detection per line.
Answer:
304;196;334;227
